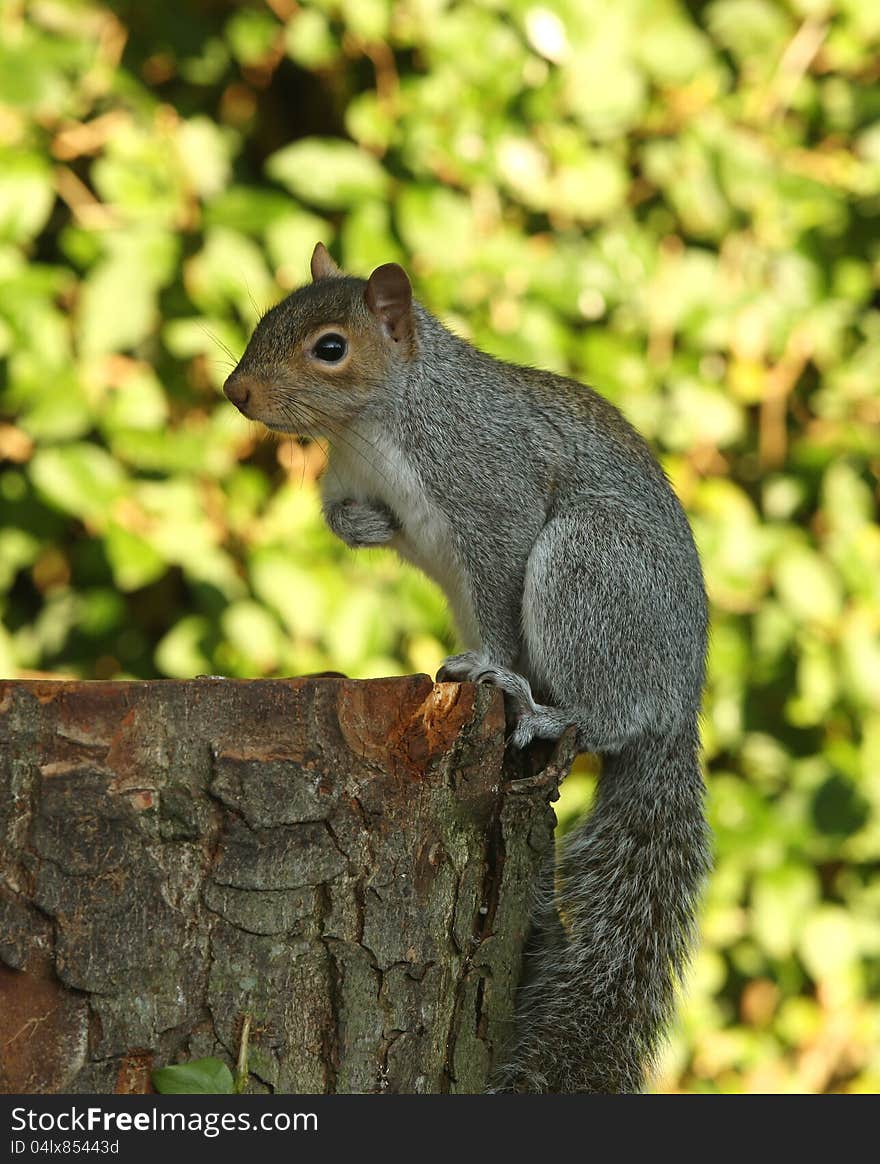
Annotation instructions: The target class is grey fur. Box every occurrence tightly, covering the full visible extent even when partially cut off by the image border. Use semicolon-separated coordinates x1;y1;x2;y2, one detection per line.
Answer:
226;265;711;1094
324;498;400;547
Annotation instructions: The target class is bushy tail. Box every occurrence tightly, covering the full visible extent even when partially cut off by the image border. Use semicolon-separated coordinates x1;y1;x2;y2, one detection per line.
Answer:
492;724;710;1093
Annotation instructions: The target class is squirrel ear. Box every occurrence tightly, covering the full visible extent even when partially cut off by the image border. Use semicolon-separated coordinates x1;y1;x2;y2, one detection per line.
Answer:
310;242;342;281
364;263;413;343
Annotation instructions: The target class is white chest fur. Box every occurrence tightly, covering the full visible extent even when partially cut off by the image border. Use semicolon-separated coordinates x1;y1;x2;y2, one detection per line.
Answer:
321;421;480;649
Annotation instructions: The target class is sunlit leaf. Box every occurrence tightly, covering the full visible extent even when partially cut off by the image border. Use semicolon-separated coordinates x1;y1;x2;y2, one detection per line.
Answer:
29;444;125;521
0;151;55;243
266;138;389;209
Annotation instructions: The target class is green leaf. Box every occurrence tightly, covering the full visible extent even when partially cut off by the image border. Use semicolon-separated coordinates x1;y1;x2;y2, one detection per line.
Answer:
266;137;389;209
841;609;880;707
176;117;233;200
634;18;714;85
104;524;167;592
77;588;127;637
221;601;283;672
77;232;178;358
29;444;125;522
0;528;40;592
665;379;745;449
155;616;214;679
642;137;731;239
811;773;870;840
284;9;340;68
152;1058;235;1095
225;8;279;66
203;186;300;236
0;38;72;112
78;259;155;357
135;480;242;584
186;227;275;323
92;129;185;226
0;150;54;243
706;0;793;69
551;152;628;223
564;55;646;139
340;0;390;42
339;200;402;274
752;865;819;958
250;549;327;638
345;92;394;153
787;638;837;726
773;545;843;626
14;368;92;442
101;367;169;433
798;907;860;982
397;186;478;270
265;212;335;286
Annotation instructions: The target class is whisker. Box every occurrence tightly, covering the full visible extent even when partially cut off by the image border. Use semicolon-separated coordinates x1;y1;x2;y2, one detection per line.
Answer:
300;435;311;491
308;414;397;493
274;404;341;496
200;324;240;366
244;281;263;322
272;393;397;493
275;401;380;500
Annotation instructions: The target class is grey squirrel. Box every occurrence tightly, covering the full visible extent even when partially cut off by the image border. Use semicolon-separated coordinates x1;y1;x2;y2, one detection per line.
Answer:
224;242;711;1094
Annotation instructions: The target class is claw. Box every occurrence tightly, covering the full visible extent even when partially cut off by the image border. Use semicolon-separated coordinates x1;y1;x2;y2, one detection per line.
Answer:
437;650;483;684
511;717;536;749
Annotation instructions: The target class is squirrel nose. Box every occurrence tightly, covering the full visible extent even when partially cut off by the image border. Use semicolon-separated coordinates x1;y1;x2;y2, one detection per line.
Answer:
224;374;253;414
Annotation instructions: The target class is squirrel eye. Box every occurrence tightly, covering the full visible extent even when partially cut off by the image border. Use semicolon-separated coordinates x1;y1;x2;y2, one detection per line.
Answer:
313;333;348;363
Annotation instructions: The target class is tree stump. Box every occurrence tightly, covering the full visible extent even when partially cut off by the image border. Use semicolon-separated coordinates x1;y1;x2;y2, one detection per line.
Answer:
0;676;572;1094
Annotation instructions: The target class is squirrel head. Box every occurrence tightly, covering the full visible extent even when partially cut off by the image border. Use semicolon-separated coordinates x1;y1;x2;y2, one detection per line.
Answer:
223;243;416;436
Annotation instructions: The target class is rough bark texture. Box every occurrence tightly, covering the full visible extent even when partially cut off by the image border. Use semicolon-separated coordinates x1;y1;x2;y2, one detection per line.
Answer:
0;676;572;1095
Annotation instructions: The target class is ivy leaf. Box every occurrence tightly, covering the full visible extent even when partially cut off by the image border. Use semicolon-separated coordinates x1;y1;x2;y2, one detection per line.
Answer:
266;137;389;209
0;150;54;243
151;1058;235;1095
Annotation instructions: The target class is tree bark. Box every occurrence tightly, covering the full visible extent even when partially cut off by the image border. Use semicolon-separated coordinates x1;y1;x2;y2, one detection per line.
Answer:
0;675;573;1095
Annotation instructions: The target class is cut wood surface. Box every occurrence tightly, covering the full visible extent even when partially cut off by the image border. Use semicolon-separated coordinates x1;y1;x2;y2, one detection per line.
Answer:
0;676;573;1094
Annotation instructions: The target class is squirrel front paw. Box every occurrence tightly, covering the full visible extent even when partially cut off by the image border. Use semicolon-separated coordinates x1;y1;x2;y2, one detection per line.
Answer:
324;499;400;547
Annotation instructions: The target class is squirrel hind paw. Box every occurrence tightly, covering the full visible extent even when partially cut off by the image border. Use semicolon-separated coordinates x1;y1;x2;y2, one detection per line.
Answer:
436;650;484;682
438;653;539;707
510;709;571;749
510;715;538;749
473;665;538;712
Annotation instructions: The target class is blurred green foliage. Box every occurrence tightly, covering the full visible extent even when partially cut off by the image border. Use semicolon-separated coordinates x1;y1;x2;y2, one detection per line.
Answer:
1;0;879;1092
